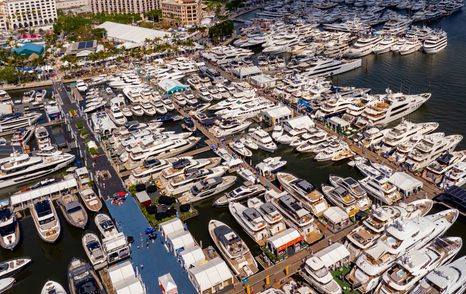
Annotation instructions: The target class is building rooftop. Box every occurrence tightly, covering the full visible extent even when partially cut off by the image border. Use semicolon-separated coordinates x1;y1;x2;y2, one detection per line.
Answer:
97;22;170;44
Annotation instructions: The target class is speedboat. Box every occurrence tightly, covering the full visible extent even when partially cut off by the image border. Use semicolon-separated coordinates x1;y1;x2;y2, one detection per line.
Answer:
214;183;266;207
229;140;252;157
240;136;259;150
272;125;283;141
34;125;51;150
208;220;259;278
79;189;102;212
178;176;237;204
0;201;20;250
67;258;106;294
82;233;107;270
41;280;67;294
95;213;118;238
58;194;88;229
256;157;287;174
0;258;31;278
30;198;61;243
0;278;15;293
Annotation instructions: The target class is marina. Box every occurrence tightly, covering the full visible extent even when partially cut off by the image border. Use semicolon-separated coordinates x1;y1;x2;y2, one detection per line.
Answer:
0;0;466;293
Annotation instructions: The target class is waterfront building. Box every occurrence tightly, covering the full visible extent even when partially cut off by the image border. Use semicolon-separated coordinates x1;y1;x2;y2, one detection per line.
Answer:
3;0;57;30
91;0;159;14
0;4;6;31
161;0;201;26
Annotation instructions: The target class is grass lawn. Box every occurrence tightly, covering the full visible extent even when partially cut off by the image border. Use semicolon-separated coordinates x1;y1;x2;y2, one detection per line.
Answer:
332;266;360;294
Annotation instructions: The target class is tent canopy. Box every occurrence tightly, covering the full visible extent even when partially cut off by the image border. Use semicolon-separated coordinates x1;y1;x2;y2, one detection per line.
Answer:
189;257;232;292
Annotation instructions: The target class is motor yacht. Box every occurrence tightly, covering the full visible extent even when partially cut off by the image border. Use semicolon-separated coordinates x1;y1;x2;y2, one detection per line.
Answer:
359;174;402;205
247;198;286;236
79;188;103;212
299;57;362;78
0;112;42;132
346;209;459;293
95;213;118;238
41;281;67;294
67;258;105;294
399;38;422;55
229;140;253;157
30;198;61;243
178;176;237;204
329;175;372;211
372;37;397;54
58;194;88;229
229;202;270;245
214;182;266;207
248;127;277;152
121;105;133;117
35;125;51;150
405;132;463;171
10;126;35;146
130;104;144;117
109;105;128;126
422;150;466;185
211;119;252;137
22;90;35;104
76;80;88;92
360;127;390;149
82;232;107;270
410;255;466;294
0;258;31;278
300;255;342;294
163;166;228;196
240;136;259;150
0;201;20;250
0;151;75;189
424;31;448;54
361;89;431;126
376;237;462;293
441;160;466;189
208;220;259;278
277;172;329;217
271;125;283;141
345;35;381;58
321;185;359;217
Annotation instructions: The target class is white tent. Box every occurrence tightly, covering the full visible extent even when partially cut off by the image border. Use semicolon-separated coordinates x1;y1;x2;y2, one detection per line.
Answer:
266;228;302;254
306;243;350;270
168;230;195;254
97;22;170;44
188;257;233;293
323;206;349;225
108;261;146;294
159;218;184;240
158;273;177;294
179;245;206;270
388;172;423;196
10;178;77;207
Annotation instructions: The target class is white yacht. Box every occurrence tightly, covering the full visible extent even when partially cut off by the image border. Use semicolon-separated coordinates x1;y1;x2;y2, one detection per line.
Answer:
128;136;201;163
277;172;329;217
109;105;128;126
0;112;42;132
345;36;381;58
346;209;459;293
10;126;35;146
424;31;448;54
321;185;359;217
178;176;237;204
410;255;466;294
82;232;107;270
376;237;462;293
359;174;402;205
229;202;270;245
208;220;258;278
329;175;372;211
163;166;228;196
95;213;118;238
300;255;342;294
0;201;20;250
211;119;252;137
405;132;463;171
247;198;286;236
441;160;466;189
248;127;277;152
362;90;431;126
0;151;75;189
399;38;422;55
214;182;266;207
229;140;253;157
76;80;88;92
30;198;61;243
422;150;466;185
380;120;439;156
372;37;397;54
0;90;12;104
35;125;51;150
299;57;362;78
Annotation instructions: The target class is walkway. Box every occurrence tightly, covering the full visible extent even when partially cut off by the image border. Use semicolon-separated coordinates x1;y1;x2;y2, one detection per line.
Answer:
106;197;196;294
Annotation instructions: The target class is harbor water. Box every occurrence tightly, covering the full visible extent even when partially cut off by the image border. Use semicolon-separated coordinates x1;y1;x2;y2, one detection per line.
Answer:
2;9;466;294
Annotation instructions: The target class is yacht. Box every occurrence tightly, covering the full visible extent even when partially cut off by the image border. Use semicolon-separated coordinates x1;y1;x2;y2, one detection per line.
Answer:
30;198;61;243
0;201;20;250
0;151;75;189
441;160;466;189
214;182;266;207
229;140;253;157
76;80;88;92
95;213;118;238
79;188;103;212
109;105;127;126
209;220;258;278
127;136;201;163
0;278;15;293
299;57;362;78
271;125;283;141
178;176;237;204
362;90;431;126
0;258;31;278
0;112;42;132
373;37;397;54
57;194;88;229
10;126;35;146
399;38;422;55
163;166;228;196
211;119;252;137
277;172;329;217
131;104;144;117
247;197;286;236
321;185;359;217
67;258;106;294
240;137;259;150
345;36;381;58
141;102;156;116
422;150;466;185
424;31;448;54
405;132;463;171
391;133;424;163
346;209;459;293
376;237;462;293
360;127;390;149
300;255;342;294
229;202;270;245
359;174;402;205
249;127;277;152
41;281;67;294
35;125;51;150
380;120;439;156
82;232;107;270
411;255;466;294
329;175;372;211
0;90;12;104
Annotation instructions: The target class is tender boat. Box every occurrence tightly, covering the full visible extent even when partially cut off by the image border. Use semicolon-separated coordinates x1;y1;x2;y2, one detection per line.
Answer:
0;201;20;250
67;258;106;294
82;232;107;270
0;278;15;293
30;198;61;243
58;194;88;229
208;220;259;278
95;214;118;238
0;258;31;278
79;189;102;212
41;280;67;294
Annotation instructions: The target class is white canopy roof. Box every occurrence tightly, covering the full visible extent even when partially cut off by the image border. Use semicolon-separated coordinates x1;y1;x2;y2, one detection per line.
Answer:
283;116;314;131
97;22;170;44
159;218;184;239
179;245;206;270
108;261;145;294
263;105;292;119
388;172;423;192
158;273;177;292
267;228;302;249
10;178;77;206
115;278;145;294
323;206;348;224
306;243;350;270
169;230;195;253
189;257;233;292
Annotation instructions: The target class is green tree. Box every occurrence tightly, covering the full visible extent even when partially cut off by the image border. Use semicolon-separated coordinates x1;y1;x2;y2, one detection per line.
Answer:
91;28;107;39
208;20;234;42
145;9;162;22
0;67;18;83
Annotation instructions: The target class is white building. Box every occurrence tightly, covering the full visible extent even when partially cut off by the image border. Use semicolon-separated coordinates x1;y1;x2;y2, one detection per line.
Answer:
188;257;234;294
56;0;90;10
91;0;159;14
4;0;57;30
263;105;293;126
96;21;170;46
